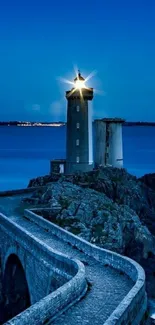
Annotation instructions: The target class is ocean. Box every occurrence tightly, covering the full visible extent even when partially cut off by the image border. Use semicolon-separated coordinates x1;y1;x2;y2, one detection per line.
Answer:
0;125;155;191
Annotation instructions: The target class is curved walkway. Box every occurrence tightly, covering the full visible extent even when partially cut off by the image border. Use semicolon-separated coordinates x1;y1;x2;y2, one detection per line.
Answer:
0;193;146;324
8;212;133;324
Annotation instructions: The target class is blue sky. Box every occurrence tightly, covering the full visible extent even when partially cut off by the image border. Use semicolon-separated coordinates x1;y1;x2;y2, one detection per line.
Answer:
0;0;155;121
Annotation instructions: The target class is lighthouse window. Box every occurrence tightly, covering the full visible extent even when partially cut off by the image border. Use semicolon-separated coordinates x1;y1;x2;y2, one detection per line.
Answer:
76;156;80;163
76;139;79;146
76;122;80;129
76;106;80;112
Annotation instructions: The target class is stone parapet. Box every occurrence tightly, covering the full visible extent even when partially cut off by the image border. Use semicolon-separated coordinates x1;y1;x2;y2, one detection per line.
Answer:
24;208;147;325
0;213;86;325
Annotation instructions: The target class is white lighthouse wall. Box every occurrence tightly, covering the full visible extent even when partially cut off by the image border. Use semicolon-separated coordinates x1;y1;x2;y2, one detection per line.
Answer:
88;103;93;165
108;123;123;168
94;120;106;167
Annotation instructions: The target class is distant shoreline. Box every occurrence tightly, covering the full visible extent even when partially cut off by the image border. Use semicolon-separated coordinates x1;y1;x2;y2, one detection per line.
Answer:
0;122;65;127
0;121;155;127
124;122;155;126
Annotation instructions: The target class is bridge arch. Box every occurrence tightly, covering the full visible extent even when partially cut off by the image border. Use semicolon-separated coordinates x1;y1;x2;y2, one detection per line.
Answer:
2;254;31;323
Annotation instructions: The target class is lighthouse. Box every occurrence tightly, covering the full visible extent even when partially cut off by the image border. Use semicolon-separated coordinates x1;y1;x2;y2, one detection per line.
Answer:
66;72;94;174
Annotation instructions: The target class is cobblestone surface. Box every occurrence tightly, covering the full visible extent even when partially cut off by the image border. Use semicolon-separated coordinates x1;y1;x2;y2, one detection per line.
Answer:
11;215;133;324
0;195;134;324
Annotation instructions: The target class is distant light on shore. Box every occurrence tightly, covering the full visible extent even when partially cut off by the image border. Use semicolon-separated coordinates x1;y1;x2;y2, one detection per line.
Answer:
16;122;66;127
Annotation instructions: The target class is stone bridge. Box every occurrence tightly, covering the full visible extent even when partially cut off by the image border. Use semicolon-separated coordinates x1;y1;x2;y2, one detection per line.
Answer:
0;190;147;325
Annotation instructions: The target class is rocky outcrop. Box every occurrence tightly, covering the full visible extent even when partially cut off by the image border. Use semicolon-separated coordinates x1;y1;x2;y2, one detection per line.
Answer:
28;174;60;187
139;173;155;191
27;167;155;298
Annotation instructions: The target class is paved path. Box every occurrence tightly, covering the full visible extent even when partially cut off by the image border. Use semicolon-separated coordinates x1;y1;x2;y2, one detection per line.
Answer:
0;195;133;324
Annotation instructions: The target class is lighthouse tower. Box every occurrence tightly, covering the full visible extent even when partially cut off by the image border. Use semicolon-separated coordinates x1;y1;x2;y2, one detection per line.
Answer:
66;72;94;174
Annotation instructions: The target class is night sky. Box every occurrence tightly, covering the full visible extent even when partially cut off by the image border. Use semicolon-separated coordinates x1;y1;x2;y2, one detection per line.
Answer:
0;0;155;122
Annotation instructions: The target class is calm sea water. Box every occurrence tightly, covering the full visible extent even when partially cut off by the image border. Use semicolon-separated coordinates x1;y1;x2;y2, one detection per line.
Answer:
0;126;155;191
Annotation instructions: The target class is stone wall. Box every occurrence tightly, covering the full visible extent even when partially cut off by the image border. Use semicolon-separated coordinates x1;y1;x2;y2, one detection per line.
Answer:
0;212;86;325
0;186;46;197
24;208;147;325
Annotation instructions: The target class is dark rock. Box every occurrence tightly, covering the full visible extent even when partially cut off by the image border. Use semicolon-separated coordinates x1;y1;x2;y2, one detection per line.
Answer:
139;173;155;191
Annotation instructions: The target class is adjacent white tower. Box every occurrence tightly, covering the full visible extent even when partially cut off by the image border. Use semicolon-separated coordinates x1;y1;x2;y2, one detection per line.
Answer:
94;118;124;168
